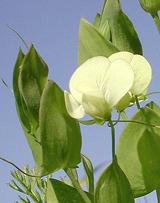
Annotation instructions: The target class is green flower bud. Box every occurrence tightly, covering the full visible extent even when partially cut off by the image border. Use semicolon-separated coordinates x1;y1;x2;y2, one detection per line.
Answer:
139;0;160;14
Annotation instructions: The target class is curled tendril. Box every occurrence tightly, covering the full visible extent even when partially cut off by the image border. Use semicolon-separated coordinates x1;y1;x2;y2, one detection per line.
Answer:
0;156;40;178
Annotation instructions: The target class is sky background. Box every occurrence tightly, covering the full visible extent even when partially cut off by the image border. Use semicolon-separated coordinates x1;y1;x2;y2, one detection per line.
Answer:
0;0;160;202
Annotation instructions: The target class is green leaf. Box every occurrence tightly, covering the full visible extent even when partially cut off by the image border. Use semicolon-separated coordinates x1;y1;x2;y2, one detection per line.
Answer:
117;102;160;197
93;13;101;28
13;48;31;132
98;20;111;41
100;0;142;54
81;154;94;194
18;45;48;132
47;179;93;203
38;80;81;175
95;159;134;203
19;196;31;203
13;47;46;167
78;18;118;65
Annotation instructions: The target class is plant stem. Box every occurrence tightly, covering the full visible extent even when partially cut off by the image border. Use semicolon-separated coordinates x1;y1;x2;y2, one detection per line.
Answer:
147;91;160;96
64;168;91;203
135;96;141;109
108;120;116;160
112;119;160;128
156;187;160;203
121;111;128;120
151;12;160;32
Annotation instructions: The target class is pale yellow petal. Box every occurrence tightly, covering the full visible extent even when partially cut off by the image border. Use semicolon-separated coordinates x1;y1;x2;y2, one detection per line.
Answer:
82;94;111;120
109;51;134;63
102;59;134;107
64;91;85;119
130;55;152;95
69;56;110;103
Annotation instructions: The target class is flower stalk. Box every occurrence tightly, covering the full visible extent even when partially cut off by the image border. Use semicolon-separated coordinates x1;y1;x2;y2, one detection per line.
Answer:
108;119;116;160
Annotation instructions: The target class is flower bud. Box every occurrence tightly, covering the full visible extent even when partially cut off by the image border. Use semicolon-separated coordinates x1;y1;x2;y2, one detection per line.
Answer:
138;0;160;14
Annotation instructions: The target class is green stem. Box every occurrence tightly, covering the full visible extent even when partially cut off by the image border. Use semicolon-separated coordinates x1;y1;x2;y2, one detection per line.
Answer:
64;168;91;203
151;12;160;32
135;96;141;109
108;120;116;160
156;187;160;203
146;91;160;96
121;111;128;120
112;119;160;129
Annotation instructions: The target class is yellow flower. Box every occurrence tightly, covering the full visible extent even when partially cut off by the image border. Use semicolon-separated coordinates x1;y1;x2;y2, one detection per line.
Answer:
64;52;152;121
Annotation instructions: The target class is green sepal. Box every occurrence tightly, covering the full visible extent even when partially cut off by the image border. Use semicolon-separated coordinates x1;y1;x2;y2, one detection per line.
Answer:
95;158;134;203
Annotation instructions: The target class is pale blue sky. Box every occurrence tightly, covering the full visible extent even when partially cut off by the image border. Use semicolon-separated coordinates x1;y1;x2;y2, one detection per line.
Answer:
0;0;159;202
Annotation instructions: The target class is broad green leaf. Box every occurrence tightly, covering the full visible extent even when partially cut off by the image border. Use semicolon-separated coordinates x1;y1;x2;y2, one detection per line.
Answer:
95;159;134;203
18;45;48;132
47;179;93;203
117;102;160;197
100;0;142;54
81;154;94;194
78;18;118;65
38;80;81;175
13;48;31;132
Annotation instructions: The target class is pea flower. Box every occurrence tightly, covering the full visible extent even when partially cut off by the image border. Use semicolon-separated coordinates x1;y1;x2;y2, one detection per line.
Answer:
64;52;152;121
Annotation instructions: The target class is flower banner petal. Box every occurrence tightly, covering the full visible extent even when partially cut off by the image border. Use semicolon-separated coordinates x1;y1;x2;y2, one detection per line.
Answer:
130;55;152;95
109;51;134;63
102;60;134;107
69;56;110;103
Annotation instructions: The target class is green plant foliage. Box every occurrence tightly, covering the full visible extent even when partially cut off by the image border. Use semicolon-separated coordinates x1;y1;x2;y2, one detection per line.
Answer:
78;18;118;65
13;48;43;167
47;179;93;203
138;0;160;14
18;45;48;133
93;13;101;28
38;80;81;175
9;167;48;203
117;102;160;197
95;158;134;203
13;48;30;132
81;154;94;194
99;0;143;54
13;47;81;176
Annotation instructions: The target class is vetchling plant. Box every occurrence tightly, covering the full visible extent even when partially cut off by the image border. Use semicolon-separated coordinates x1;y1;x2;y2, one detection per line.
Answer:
1;0;160;202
